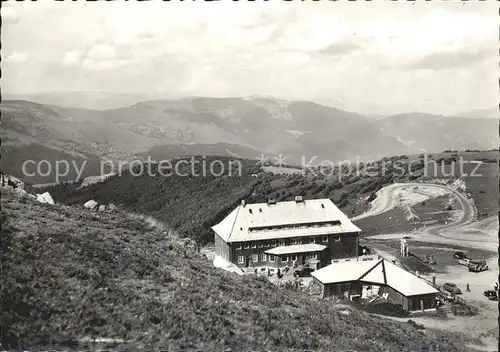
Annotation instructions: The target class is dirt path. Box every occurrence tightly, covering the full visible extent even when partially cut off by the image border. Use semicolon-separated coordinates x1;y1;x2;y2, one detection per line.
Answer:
352;182;473;224
367;215;497;251
357;181;496;250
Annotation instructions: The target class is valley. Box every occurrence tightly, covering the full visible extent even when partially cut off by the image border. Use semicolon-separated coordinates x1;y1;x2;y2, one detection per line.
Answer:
1;98;497;186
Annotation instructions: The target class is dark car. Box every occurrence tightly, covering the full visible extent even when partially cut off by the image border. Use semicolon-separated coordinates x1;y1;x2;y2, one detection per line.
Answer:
442;282;462;295
483;290;498;301
453;251;467;259
468;260;488;272
293;266;315;277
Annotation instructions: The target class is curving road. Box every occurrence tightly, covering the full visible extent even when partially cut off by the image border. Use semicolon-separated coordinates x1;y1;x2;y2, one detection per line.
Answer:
352;182;474;224
353;182;496;246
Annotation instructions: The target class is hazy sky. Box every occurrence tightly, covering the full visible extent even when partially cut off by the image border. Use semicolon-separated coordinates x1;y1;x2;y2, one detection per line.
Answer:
2;1;498;114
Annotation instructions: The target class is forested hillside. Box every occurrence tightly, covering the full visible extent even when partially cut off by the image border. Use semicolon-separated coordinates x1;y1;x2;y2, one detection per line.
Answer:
42;154;463;245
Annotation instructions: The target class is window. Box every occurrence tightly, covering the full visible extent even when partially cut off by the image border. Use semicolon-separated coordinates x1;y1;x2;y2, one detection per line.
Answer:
310;237;315;243
292;238;300;245
258;243;263;248
261;254;267;262
244;243;250;249
251;243;257;249
269;255;275;262
279;240;286;246
259;208;263;213
252;254;258;262
238;256;244;264
333;235;341;242
322;236;328;243
271;240;277;247
249;209;253;214
291;254;297;261
264;243;270;248
236;244;242;250
282;255;288;262
313;253;318;259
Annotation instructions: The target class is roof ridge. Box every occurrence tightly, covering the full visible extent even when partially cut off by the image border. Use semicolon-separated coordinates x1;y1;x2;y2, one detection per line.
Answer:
226;205;241;242
358;259;384;281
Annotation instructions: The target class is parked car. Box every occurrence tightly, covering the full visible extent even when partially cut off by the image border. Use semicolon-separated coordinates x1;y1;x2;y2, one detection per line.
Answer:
442;282;462;295
423;255;436;265
453;251;467;259
458;258;471;266
293;266;315;277
483;290;498;301
468;260;488;272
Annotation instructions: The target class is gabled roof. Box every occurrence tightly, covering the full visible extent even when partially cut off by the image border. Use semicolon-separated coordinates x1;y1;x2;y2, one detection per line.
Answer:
312;259;438;297
312;260;378;285
211;198;361;243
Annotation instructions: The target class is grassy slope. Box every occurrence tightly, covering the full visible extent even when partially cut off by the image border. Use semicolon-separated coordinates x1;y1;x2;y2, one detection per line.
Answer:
0;190;467;350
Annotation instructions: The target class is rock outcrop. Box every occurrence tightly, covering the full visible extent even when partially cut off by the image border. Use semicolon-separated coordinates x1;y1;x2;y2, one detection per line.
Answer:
84;200;99;210
36;192;55;205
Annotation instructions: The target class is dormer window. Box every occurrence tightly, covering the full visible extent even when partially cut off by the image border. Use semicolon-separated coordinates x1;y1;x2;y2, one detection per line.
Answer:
249;209;253;214
259;208;263;213
321;204;325;209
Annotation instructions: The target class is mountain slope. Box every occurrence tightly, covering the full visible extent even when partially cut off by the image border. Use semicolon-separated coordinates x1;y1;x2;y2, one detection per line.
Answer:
0;143;102;184
379;113;497;152
140;143;268;161
3;91;155;110
1;189;467;350
2;97;497;181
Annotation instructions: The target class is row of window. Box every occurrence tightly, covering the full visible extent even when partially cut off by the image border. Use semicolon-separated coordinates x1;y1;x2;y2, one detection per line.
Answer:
235;236;339;250
238;254;276;264
248;220;341;233
237;253;318;264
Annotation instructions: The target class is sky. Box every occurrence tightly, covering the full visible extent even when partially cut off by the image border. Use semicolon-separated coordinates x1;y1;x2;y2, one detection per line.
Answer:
2;1;498;115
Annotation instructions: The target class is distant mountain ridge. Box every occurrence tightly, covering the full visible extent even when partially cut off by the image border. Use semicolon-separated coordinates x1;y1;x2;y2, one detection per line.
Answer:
1;97;497;182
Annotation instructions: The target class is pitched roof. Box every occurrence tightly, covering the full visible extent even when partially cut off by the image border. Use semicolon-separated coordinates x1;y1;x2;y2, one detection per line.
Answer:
211;198;361;243
312;259;438;297
312;260;378;285
264;244;327;256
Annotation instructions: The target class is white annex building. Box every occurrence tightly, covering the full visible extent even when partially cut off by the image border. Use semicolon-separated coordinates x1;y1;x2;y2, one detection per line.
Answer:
312;258;439;312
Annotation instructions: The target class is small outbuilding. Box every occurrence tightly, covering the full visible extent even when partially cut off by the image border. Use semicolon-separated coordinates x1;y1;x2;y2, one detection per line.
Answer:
312;258;438;312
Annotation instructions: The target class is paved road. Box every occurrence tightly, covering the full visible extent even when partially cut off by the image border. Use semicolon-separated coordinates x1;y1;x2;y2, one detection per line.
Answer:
354;182;497;247
352;182;474;227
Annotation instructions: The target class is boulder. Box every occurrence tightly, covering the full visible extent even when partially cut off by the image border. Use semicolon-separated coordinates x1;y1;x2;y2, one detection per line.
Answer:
98;205;106;212
107;203;116;211
84;200;99;210
36;192;55;205
1;174;24;190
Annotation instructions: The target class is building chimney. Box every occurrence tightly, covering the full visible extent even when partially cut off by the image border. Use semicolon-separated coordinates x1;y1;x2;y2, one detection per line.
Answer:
294;195;303;203
241;199;246;207
267;198;277;205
